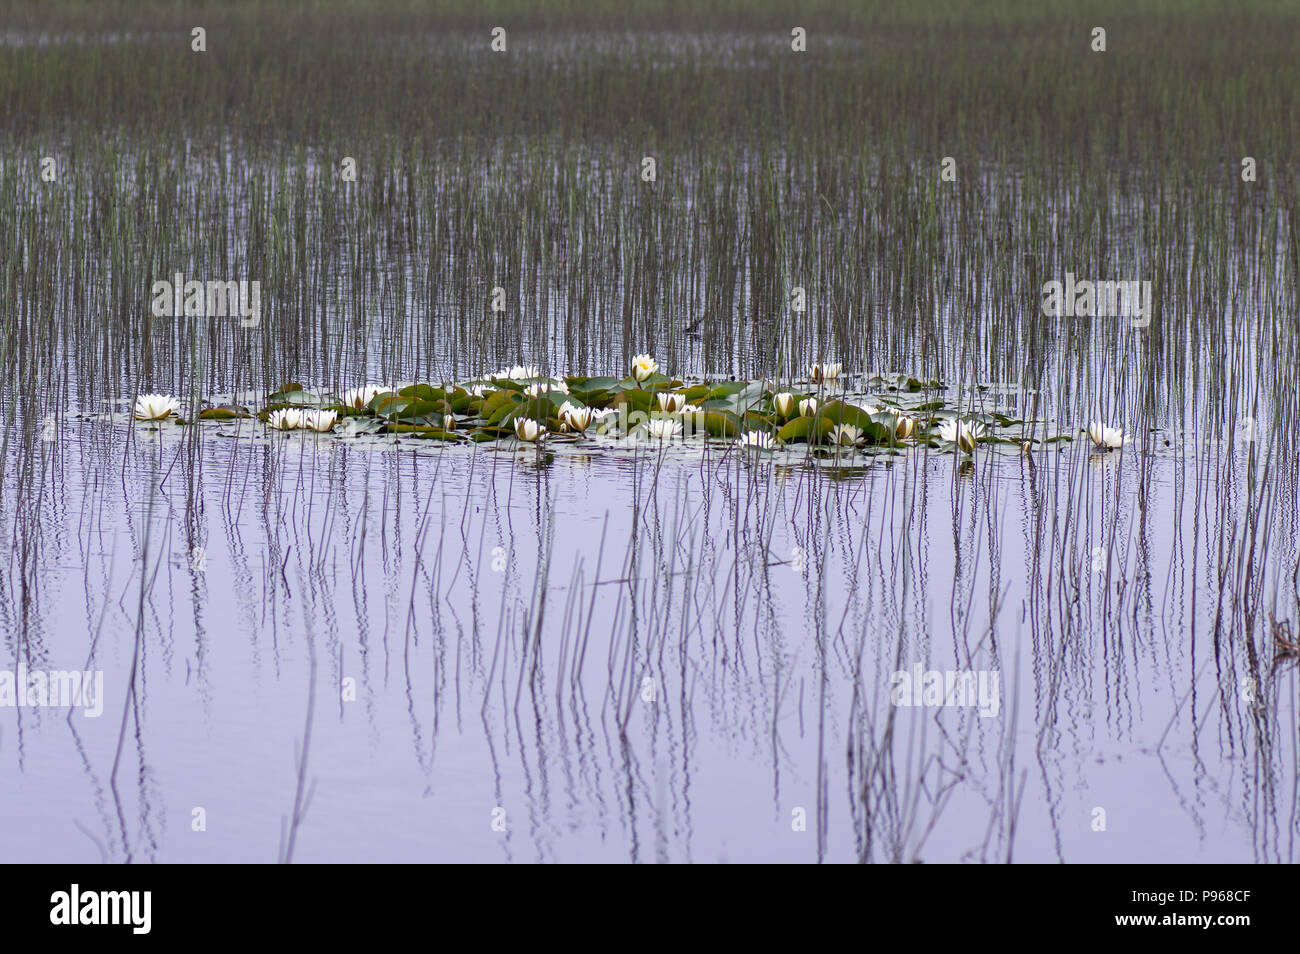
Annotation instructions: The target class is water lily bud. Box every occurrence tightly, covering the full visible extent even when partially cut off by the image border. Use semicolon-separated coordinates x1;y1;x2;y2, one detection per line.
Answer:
656;392;686;413
809;363;842;384
514;418;545;442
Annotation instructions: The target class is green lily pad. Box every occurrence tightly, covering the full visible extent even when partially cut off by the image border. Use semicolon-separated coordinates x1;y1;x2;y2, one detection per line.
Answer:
777;416;834;443
265;389;324;407
198;407;248;421
701;411;740;438
397;384;446;402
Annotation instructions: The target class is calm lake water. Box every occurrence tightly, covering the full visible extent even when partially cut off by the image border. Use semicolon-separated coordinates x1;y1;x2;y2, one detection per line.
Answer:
2;406;1292;863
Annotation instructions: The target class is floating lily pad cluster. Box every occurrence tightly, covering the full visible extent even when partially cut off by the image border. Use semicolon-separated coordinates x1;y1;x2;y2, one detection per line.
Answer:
133;361;1103;453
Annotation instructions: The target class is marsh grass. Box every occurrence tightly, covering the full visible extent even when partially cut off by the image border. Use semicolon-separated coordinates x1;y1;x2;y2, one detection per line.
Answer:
3;3;1297;435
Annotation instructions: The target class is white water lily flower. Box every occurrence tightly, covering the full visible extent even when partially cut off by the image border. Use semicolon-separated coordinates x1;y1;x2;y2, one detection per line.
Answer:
526;380;567;398
739;430;776;450
632;353;659;382
799;397;819;418
680;403;702;415
560;403;594;432
644;418;682;440
302;409;337;433
514;418;545;442
854;402;883;416
590;407;616;420
829;423;862;446
133;393;181;421
773;392;796;417
1087;422;1124;450
340;386;382;410
492;365;539;382
267;408;305;431
657;392;686;413
938;418;984;453
809;363;842;384
893;414;915;441
469;383;496;399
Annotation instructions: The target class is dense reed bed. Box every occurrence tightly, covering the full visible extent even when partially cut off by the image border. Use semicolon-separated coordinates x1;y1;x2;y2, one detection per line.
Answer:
3;3;1296;423
4;132;1298;434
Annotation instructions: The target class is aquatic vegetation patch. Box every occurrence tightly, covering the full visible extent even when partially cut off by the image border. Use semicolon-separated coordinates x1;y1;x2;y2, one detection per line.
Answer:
124;362;1099;459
